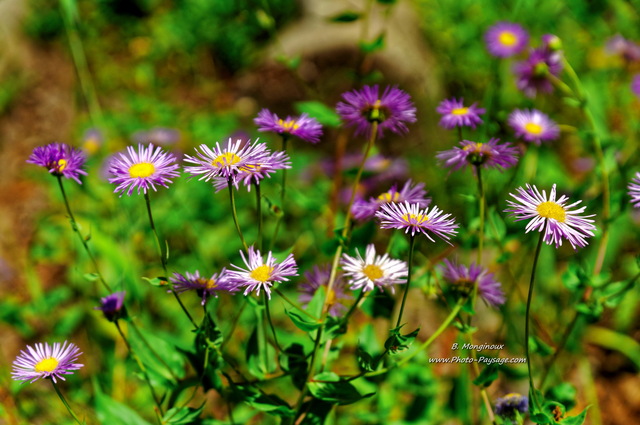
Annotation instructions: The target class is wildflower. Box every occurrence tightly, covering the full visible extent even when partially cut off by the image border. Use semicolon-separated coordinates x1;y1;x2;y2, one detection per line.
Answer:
505;184;596;249
484;22;529;58
439;260;505;307
340;244;408;293
94;291;127;322
351;179;431;221
299;265;352;317
228;247;298;299
27;143;88;184
495;393;528;422
376;201;458;243
628;172;640;208
513;39;564;97
170;269;238;305
212;149;291;192
508;109;559;145
436;138;519;172
12;341;83;384
436;98;485;130
632;74;640;99
132;127;181;146
82;128;103;155
108;143;180;196
183;139;269;183
336;85;417;138
254;109;323;144
605;34;640;62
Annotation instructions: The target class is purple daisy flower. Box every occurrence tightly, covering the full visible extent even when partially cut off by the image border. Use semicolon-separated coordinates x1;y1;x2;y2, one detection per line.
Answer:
439;259;505;307
132;127;181;146
351;179;431;221
12;341;83;384
95;291;127;322
632;74;640;99
299;265;352;317
376;201;458;243
228;246;298;299
212;149;291;192
340;244;408;293
436;138;519;172
27;143;88;184
628;172;640;208
254;109;323;144
513;42;564;98
336;85;417;138
436;98;486;130
170;269;238;305
508;109;560;145
505;184;596;250
484;22;529;58
495;393;529;419
108;143;180;196
183;139;270;183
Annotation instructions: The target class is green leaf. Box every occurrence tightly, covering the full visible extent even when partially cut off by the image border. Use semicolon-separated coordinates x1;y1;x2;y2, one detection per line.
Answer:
359;33;385;53
142;276;168;287
530;336;554;357
322;315;347;342
384;326;420;354
186;313;224;391
127;326;185;387
294;101;342;127
559;406;589;425
299;399;334;425
308;372;375;405
83;273;99;282
229;385;294;417
285;309;322;332
246;326;265;379
161;404;205;424
547;383;577;411
93;380;153;425
280;343;308;390
472;363;498;387
329;11;361;23
356;346;375;372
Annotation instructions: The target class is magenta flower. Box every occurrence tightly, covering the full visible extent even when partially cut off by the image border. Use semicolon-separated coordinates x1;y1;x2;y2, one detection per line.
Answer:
254;109;323;144
336;85;417;138
94;291;127;322
513;41;564;98
351;179;431;221
299;265;352;317
340;244;408;293
485;22;529;58
436;138;519;172
228;247;298;299
170;269;238;305
508;109;560;145
376;201;458;243
108;143;180;196
440;259;505;307
12;341;83;384
27;143;88;184
436;98;485;130
628;172;640;208
505;184;596;250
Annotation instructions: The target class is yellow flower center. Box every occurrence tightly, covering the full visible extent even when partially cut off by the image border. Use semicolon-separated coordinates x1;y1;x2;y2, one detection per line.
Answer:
524;122;543;135
498;31;517;46
362;264;384;281
250;265;273;283
451;107;469;116
57;159;67;171
83;139;100;155
129;162;155;178
377;191;401;203
463;142;483;151
278;118;300;131
402;213;429;225
212;152;241;168
34;357;59;373
536;201;566;222
198;278;217;289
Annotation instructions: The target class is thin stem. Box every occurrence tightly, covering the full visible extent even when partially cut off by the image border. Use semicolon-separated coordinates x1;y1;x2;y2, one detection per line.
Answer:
395;235;416;328
130;321;179;381
227;179;248;251
221;299;248;350
525;230;545;411
270;136;289;247
476;165;485;266
51;380;83;425
457;126;463;143
57;176;112;292
264;291;283;355
255;182;263;250
274;288;318;319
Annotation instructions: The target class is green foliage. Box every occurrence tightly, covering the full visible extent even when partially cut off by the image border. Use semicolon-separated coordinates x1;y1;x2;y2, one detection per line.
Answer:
308;372;375;405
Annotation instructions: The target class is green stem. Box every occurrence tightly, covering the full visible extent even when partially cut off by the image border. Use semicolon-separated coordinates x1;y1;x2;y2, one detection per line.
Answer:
144;192;198;329
264;291;283;355
270;136;289;247
457;126;464;143
51;380;83;425
221;299;248;350
57;176;111;293
255;182;263;250
525;230;545;411
274;288;318;319
228;179;248;251
476;165;485;266
130;321;179;381
395;235;416;328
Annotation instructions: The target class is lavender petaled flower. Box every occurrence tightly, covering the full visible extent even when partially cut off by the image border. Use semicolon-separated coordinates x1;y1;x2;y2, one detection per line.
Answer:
605;34;640;62
436;98;486;130
254;109;323;144
508;109;560;145
436;138;519;172
212;149;291;192
376;201;458;243
94;291;127;322
495;393;529;419
228;247;298;299
27;143;88;184
505;184;596;250
183;139;270;183
132;127;181;146
513;43;564;98
484;22;529;58
12;341;83;384
628;172;640;208
440;260;505;307
170;269;238;305
340;244;408;293
108;143;180;196
632;74;640;99
351;179;431;221
336;85;417;138
299;265;352;317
